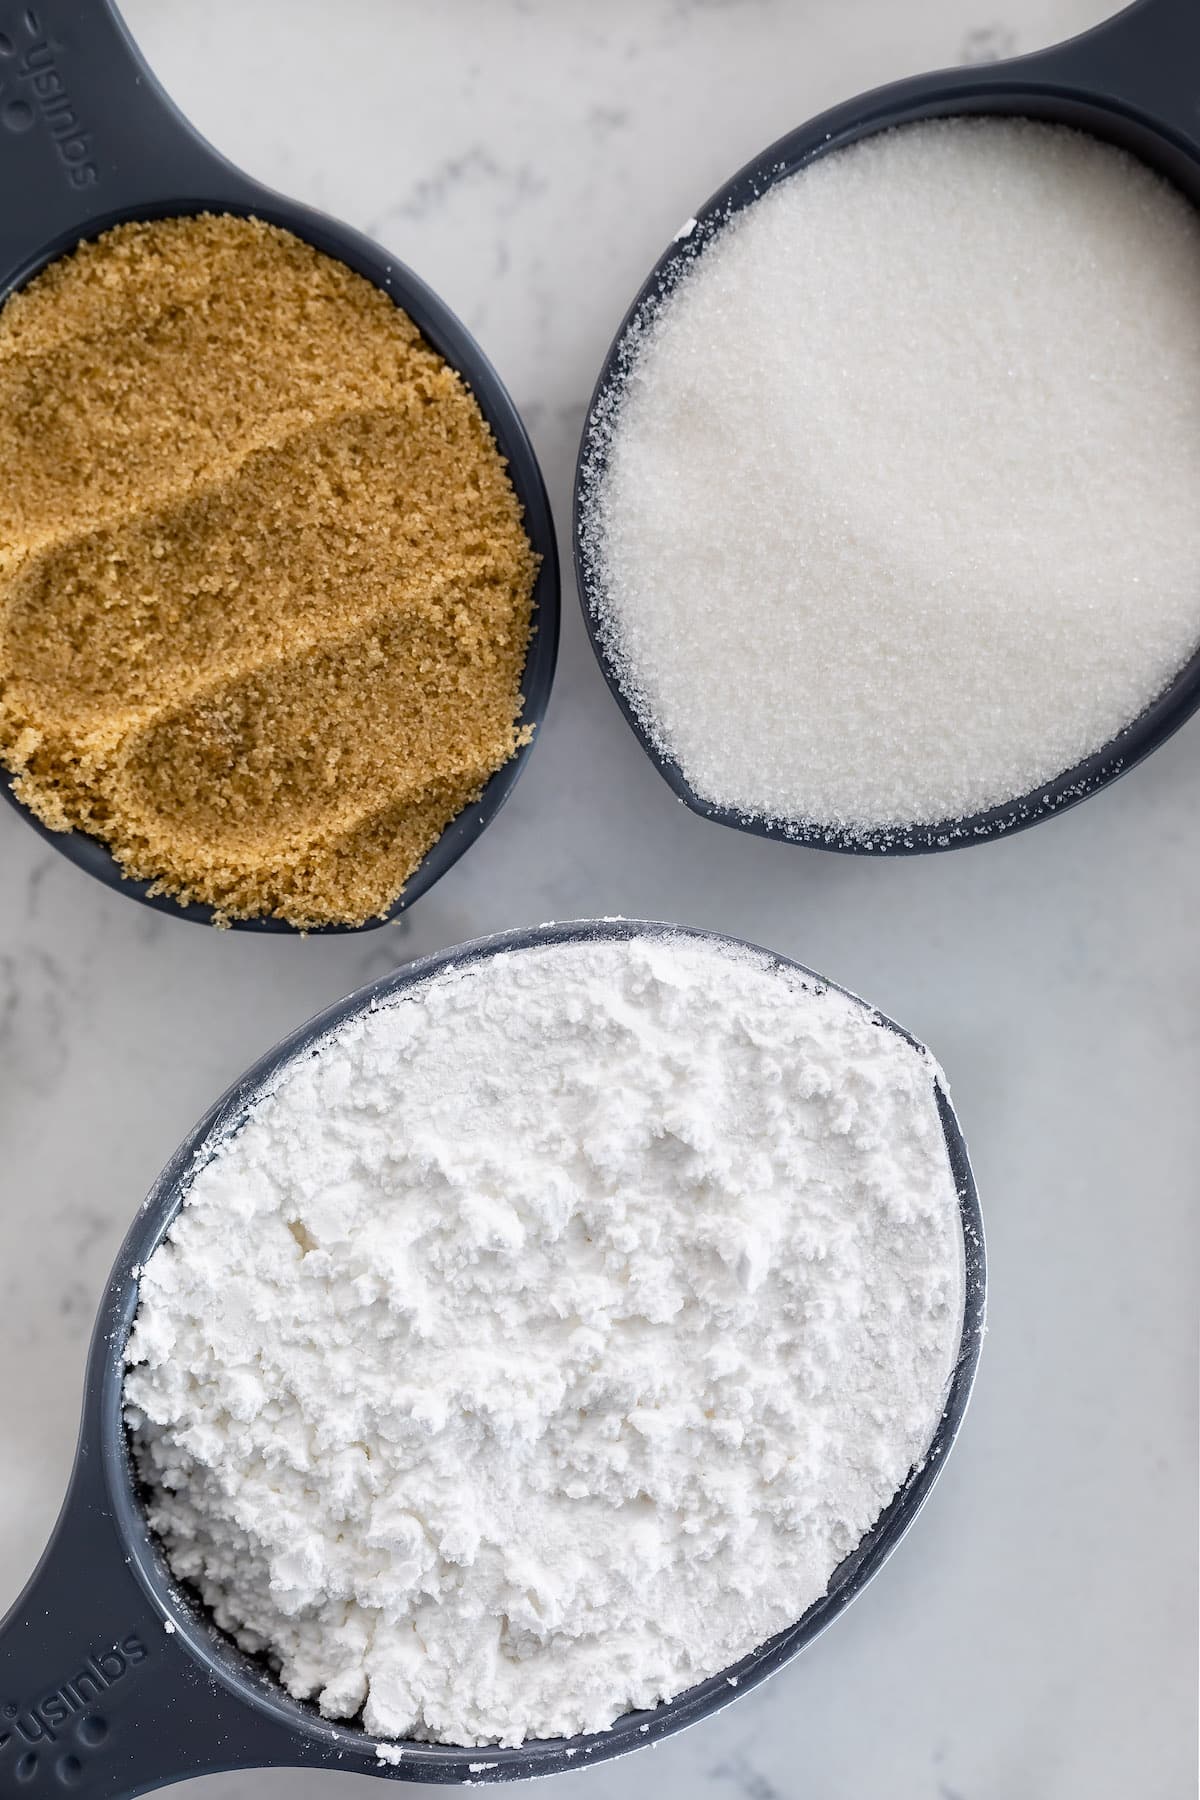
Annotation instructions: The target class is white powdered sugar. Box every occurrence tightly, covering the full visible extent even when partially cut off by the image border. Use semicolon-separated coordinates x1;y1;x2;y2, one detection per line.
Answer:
124;931;964;1748
582;119;1200;833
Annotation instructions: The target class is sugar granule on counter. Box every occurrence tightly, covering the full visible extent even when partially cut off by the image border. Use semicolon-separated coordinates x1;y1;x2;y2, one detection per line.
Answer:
124;932;965;1749
0;214;537;927
581;119;1200;833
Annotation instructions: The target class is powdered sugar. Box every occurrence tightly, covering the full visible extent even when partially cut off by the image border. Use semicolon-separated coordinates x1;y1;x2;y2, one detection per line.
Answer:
581;119;1200;833
124;931;964;1747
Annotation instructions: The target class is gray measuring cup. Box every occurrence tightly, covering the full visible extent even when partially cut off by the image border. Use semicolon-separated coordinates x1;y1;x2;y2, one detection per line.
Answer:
0;920;985;1795
0;0;559;933
574;0;1200;855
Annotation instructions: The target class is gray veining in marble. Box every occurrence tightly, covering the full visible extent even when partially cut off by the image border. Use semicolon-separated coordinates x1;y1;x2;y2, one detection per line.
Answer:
1;3;1196;1797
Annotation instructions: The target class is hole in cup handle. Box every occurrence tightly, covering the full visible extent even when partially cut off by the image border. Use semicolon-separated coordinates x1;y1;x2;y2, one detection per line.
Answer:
0;1464;296;1798
0;0;264;297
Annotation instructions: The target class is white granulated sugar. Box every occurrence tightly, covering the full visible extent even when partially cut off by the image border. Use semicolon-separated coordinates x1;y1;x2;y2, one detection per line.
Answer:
583;119;1200;831
124;933;964;1748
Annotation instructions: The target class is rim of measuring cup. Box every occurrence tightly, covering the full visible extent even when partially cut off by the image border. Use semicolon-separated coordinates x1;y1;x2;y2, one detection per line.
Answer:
573;46;1200;857
0;197;560;934
84;918;986;1782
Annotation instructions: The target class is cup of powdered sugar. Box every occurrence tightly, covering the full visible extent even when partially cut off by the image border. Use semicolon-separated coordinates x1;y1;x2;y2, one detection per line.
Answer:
0;925;983;1783
28;920;987;1779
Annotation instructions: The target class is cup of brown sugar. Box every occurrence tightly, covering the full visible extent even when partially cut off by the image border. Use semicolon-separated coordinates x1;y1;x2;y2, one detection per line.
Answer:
0;5;558;934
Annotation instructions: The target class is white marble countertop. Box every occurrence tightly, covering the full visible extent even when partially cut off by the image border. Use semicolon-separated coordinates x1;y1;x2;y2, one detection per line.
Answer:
2;2;1196;1796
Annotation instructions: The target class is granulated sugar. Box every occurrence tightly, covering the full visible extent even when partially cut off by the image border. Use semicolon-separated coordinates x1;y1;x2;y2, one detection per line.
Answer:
582;120;1200;833
124;930;965;1748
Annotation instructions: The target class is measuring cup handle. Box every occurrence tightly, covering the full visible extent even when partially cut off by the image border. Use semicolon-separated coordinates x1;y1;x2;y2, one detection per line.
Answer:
1028;0;1200;148
0;1462;302;1798
0;0;263;293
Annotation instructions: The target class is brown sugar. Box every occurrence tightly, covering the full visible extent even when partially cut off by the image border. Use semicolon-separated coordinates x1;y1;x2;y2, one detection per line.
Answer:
0;214;538;928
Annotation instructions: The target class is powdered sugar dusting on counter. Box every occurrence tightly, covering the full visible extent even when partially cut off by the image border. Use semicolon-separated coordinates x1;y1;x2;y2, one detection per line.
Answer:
123;931;966;1748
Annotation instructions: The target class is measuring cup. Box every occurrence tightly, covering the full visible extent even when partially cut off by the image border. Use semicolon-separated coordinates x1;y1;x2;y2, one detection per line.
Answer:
0;919;985;1795
574;0;1200;856
0;0;559;932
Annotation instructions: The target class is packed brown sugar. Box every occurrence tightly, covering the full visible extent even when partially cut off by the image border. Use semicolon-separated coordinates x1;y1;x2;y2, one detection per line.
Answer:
0;214;537;928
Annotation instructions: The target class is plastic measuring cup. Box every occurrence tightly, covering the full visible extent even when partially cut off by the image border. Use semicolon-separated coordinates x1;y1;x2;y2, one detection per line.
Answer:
0;0;559;931
574;0;1200;855
0;920;985;1794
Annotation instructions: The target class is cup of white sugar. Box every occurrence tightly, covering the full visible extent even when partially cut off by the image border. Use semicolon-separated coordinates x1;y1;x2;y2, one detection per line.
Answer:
576;117;1200;851
121;921;984;1767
